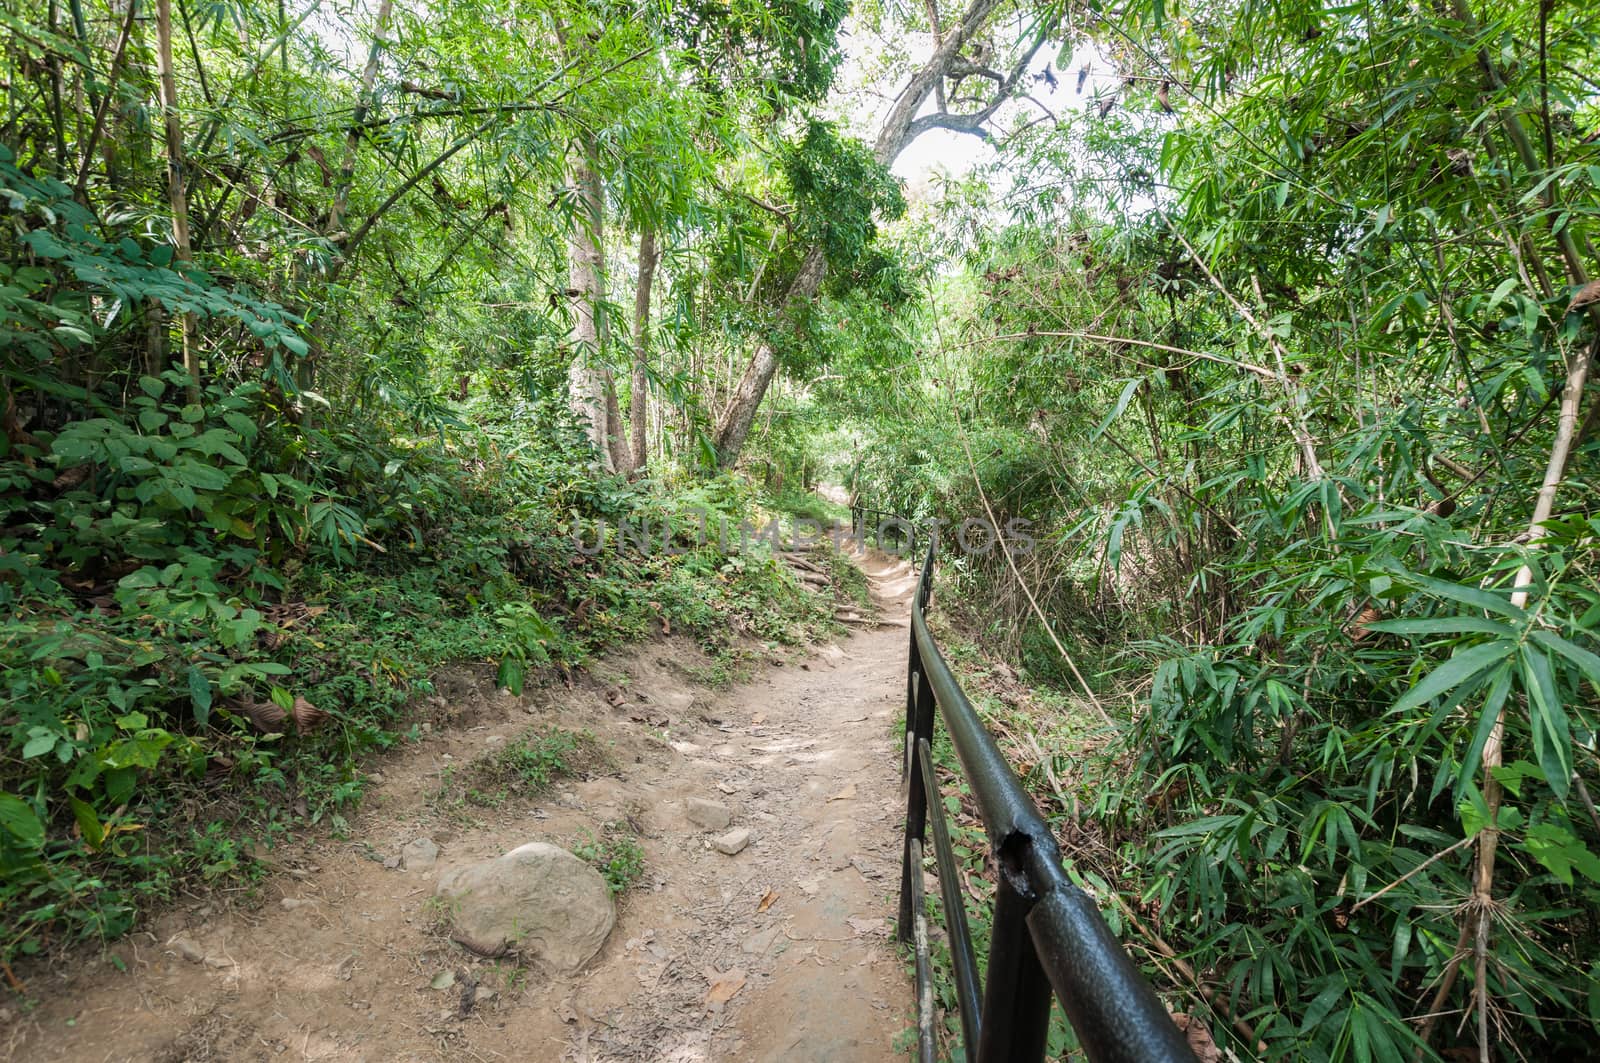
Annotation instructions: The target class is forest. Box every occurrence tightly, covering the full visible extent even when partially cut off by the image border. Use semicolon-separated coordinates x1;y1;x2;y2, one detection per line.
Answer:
3;0;1599;1059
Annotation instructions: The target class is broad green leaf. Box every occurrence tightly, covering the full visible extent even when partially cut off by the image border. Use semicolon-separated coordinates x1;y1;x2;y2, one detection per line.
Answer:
1092;377;1143;439
1529;629;1600;688
1485;277;1518;315
1366;616;1514;637
69;796;105;849
0;793;44;850
496;656;525;695
1459;663;1515;790
1391;640;1516;715
1397;571;1527;619
1522;822;1600;885
1521;646;1571;798
22;730;57;759
187;665;213;727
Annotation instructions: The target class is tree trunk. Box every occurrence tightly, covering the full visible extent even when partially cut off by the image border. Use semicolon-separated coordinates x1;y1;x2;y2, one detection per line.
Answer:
154;0;199;400
604;373;630;473
629;228;658;473
710;0;1005;467
712;247;824;466
566;136;613;472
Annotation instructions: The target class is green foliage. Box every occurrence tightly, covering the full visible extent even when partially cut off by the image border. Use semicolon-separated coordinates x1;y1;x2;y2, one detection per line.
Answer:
0;0;896;987
782;121;907;272
664;0;850;107
0;373;838;962
461;728;601;807
0;147;305;382
572;825;645;896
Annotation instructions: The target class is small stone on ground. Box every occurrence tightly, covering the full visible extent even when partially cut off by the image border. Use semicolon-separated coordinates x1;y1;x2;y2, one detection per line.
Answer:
712;827;751;855
685;797;733;830
402;836;439;870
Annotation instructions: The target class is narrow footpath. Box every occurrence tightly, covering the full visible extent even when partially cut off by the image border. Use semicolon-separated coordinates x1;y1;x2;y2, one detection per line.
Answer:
8;551;918;1062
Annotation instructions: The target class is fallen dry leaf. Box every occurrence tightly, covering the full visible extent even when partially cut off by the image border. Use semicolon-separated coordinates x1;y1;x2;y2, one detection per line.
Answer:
827;783;858;802
1569;279;1600;313
238;699;287;734
1170;1014;1221;1062
757;889;779;913
704;968;747;1006
291;695;328;732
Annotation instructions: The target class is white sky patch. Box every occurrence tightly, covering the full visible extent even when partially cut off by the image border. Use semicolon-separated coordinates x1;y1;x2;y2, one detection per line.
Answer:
827;23;1121;189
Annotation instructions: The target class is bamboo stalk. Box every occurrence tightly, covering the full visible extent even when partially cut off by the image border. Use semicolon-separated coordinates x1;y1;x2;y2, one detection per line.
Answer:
328;0;393;236
73;0;139;200
154;0;200;401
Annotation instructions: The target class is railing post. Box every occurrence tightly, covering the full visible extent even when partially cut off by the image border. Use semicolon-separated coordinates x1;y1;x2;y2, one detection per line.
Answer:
976;870;1053;1063
903;627;919;786
897;638;935;944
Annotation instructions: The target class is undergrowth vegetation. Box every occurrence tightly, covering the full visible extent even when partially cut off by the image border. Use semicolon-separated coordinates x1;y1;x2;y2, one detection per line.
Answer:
2;0;896;975
572;825;647;897
834;1;1600;1058
458;728;606;809
0;375;837;963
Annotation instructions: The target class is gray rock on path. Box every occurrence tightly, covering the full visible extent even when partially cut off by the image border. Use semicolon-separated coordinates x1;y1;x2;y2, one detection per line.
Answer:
653;689;695;713
434;842;615;972
712;827;751;855
402;836;439;870
685;797;733;830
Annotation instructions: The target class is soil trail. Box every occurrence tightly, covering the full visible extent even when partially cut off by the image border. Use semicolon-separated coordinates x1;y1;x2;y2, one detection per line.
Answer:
6;550;918;1062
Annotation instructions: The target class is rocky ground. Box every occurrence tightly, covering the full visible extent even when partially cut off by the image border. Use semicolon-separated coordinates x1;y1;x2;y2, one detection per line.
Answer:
4;551;918;1062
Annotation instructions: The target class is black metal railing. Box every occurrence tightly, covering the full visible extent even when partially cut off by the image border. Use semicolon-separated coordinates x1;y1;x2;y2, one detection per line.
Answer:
849;502;918;558
899;539;1197;1063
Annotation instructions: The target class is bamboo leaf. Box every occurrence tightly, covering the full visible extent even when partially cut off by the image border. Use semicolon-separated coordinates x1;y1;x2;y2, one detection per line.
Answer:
1520;646;1571;799
1529;629;1600;688
1391;640;1516;715
0;792;44;851
1092;377;1143;439
1366;616;1514;637
1459;663;1515;793
1397;571;1526;619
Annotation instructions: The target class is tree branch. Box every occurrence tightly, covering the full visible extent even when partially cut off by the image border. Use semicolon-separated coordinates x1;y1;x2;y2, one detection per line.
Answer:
904;18;1051;144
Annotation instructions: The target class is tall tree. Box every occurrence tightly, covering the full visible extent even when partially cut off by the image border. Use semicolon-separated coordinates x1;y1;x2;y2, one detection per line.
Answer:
327;0;392;237
711;0;1052;467
565;135;614;471
629;227;658;472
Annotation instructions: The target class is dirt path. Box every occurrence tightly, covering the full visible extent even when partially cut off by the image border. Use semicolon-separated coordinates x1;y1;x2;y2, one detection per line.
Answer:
6;551;917;1062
